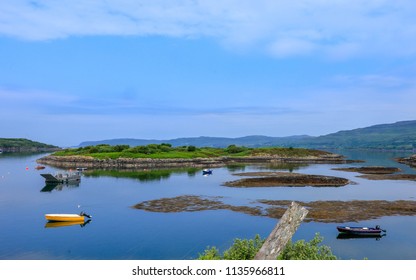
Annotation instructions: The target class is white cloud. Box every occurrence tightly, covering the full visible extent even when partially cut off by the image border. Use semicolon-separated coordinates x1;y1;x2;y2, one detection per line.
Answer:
1;1;416;58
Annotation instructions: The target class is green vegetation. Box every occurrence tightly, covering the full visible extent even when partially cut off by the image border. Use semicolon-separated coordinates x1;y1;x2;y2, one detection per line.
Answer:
52;143;327;159
277;233;337;260
197;233;336;260
296;120;416;150
0;138;59;152
197;234;265;260
84;168;199;182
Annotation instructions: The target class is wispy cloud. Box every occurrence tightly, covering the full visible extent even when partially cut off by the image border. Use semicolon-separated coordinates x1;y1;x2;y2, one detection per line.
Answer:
332;74;416;90
1;1;416;58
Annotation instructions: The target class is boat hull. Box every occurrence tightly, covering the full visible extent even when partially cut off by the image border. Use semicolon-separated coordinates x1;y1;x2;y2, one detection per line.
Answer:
337;226;382;236
45;214;85;222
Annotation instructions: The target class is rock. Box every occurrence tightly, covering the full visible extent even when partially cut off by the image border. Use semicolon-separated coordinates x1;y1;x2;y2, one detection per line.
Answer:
396;154;416;168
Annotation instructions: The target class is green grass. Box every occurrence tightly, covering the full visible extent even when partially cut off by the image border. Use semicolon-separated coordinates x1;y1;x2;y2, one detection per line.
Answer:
52;143;329;160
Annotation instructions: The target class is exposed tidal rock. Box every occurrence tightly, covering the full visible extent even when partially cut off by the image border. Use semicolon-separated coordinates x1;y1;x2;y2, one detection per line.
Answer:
132;195;263;216
357;174;416;181
396;154;416;168
332;166;402;174
260;200;416;223
132;195;416;223
223;172;350;187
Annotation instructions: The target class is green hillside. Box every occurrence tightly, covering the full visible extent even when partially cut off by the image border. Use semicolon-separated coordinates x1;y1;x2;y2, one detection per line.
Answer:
77;120;416;150
0;138;60;152
300;120;416;150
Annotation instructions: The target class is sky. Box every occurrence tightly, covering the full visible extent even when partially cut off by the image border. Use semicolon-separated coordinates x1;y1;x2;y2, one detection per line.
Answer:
1;0;416;147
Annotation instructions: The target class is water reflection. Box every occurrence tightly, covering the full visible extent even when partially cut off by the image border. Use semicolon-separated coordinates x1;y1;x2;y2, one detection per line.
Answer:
255;163;308;172
44;219;91;228
79;163;304;182
337;233;386;240
40;183;80;192
82;167;206;181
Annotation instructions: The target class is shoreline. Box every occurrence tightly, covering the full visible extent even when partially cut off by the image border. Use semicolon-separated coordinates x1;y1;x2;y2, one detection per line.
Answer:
36;153;351;169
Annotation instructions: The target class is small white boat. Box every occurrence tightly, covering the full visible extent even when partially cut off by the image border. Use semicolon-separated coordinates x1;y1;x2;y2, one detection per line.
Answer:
45;212;91;222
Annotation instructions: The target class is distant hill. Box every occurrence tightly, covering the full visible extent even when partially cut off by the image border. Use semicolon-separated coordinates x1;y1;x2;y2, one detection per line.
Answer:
0;138;60;153
79;135;314;148
299;120;416;150
78;120;416;150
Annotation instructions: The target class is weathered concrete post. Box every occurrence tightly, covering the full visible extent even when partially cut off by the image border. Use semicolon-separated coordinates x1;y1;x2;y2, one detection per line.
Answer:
254;201;308;260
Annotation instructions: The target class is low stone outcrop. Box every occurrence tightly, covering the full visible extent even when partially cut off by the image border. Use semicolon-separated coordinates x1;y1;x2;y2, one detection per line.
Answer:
332;166;402;174
223;172;350;187
396;154;416;168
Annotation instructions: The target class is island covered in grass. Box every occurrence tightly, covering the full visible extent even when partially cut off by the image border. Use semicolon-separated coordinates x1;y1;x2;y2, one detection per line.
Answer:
37;143;349;169
0;138;60;153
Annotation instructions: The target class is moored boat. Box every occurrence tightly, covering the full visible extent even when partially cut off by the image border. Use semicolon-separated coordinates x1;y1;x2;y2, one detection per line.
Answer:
41;171;81;184
45;212;91;222
202;169;213;175
337;225;385;236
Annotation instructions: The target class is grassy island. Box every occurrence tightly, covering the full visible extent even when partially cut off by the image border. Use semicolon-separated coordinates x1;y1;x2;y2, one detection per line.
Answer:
52;143;331;159
0;138;59;153
38;144;347;169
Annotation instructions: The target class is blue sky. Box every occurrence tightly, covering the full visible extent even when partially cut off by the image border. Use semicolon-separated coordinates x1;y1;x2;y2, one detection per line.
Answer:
1;1;416;147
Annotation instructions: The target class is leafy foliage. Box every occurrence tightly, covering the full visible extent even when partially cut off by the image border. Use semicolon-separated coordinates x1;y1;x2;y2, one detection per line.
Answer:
0;138;57;148
277;233;337;260
197;234;264;260
197;233;337;260
53;143;325;159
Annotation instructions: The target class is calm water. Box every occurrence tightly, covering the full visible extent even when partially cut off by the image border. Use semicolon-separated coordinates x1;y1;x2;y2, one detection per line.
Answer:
1;150;415;260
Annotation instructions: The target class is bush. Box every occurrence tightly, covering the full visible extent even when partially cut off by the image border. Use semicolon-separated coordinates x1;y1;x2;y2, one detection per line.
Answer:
197;234;264;260
223;234;264;260
226;144;247;154
187;145;196;152
197;247;222;260
278;233;337;260
197;233;337;260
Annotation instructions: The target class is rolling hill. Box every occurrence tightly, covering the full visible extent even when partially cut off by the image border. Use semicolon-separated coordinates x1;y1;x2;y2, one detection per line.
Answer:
78;120;416;150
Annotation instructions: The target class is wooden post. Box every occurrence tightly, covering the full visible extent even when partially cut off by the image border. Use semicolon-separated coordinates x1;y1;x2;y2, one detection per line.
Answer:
254;201;308;260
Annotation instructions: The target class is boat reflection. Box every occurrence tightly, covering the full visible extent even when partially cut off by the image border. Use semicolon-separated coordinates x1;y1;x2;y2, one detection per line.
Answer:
337;233;386;240
44;219;91;228
40;182;80;192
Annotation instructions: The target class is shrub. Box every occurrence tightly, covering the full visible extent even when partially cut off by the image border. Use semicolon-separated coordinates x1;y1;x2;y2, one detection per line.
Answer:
197;247;222;260
187;145;196;152
197;233;337;260
223;234;264;260
278;233;337;260
197;234;264;260
226;144;247;154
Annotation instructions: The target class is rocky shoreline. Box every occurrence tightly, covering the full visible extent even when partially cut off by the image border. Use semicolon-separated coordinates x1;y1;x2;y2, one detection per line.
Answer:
396;154;416;168
36;153;349;169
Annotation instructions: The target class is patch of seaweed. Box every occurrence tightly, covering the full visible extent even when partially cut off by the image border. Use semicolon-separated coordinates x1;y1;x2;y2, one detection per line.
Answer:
223;172;349;187
332;166;401;174
132;195;416;223
357;174;416;181
260;200;416;223
132;195;263;216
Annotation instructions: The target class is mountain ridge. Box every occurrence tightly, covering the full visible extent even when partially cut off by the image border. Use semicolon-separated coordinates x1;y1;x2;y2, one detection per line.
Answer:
78;120;416;150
